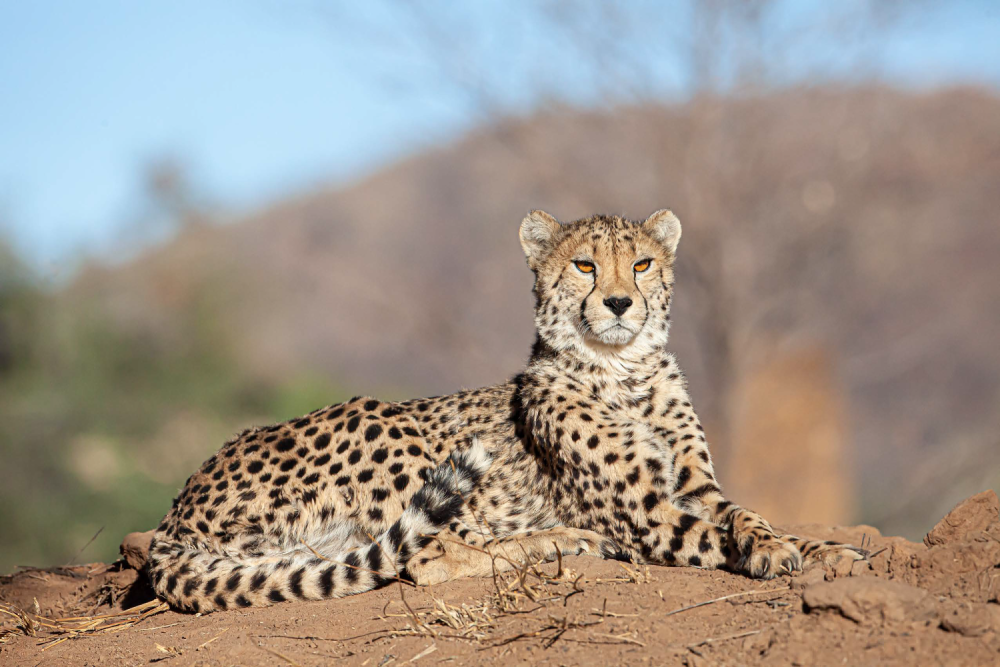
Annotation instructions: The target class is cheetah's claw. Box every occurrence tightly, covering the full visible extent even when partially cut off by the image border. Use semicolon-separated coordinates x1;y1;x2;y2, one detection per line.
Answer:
737;536;804;580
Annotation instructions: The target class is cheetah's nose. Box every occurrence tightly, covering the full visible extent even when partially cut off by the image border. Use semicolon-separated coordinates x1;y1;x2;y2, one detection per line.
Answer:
603;296;633;317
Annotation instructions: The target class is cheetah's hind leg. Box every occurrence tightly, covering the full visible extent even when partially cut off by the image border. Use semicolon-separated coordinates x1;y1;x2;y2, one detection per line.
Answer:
407;523;618;586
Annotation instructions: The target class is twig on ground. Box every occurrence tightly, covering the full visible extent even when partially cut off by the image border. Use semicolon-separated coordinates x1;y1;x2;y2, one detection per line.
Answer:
663;586;790;617
687;628;763;654
197;627;228;649
405;643;438;663
137;622;184;632
262;646;302;666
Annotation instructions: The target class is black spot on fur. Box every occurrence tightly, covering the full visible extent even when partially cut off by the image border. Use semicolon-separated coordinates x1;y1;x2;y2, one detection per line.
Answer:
642;492;658;512
289;568;306;598
344;552;360;585
250;572;267;591
673;466;691;493
366;544;383;573
319;566;336;596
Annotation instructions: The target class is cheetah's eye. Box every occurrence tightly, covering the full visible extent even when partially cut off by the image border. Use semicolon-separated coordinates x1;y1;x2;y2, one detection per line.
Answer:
574;260;595;274
633;259;652;273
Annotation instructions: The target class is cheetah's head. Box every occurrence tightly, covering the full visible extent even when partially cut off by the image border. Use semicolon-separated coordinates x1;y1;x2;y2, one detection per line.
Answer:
519;210;681;357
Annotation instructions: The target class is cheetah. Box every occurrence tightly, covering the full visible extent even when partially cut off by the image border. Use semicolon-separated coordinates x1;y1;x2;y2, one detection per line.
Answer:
148;209;866;612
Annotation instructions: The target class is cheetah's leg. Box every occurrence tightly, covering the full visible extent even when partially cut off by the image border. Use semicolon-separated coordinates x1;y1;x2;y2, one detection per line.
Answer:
407;522;615;586
667;448;865;577
636;500;734;571
673;474;867;576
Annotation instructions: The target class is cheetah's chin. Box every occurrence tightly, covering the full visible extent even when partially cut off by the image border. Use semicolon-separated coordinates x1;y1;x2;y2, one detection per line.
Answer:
593;323;638;346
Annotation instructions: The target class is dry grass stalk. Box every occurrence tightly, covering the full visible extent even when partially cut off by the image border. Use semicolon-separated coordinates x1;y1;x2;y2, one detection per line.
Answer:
490;611;645;649
380;538;644;650
592;560;651;585
686;627;766;657
663;585;791;618
262;646;303;665
0;602;38;644
0;598;169;649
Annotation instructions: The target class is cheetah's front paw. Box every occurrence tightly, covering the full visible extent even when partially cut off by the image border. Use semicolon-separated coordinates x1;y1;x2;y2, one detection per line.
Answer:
736;534;803;579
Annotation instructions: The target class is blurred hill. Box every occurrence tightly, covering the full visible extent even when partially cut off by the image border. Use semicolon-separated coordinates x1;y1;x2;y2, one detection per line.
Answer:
3;85;999;570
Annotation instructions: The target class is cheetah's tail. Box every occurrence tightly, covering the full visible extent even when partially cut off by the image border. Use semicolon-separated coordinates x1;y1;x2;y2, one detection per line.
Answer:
148;441;491;612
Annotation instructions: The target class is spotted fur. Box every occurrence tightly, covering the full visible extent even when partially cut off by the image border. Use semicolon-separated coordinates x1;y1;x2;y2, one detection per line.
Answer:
149;209;865;612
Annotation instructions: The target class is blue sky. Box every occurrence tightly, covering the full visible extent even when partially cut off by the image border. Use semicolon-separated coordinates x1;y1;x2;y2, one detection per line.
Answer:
1;1;998;274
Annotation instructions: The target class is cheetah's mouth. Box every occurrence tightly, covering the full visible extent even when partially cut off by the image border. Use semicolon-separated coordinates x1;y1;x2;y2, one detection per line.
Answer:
593;320;639;346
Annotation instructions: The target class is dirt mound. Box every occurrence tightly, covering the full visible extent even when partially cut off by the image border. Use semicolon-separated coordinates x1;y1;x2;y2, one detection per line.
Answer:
2;494;999;665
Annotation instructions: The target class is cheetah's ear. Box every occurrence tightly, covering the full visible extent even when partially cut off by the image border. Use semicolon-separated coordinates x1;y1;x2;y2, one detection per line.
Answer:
642;209;682;255
519;210;561;268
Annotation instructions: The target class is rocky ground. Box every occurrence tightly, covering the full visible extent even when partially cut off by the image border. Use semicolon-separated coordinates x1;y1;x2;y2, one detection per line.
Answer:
2;491;999;666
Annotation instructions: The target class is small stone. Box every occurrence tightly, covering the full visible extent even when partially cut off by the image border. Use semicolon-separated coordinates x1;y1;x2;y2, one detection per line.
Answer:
790;566;826;590
802;577;939;627
940;602;1000;637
